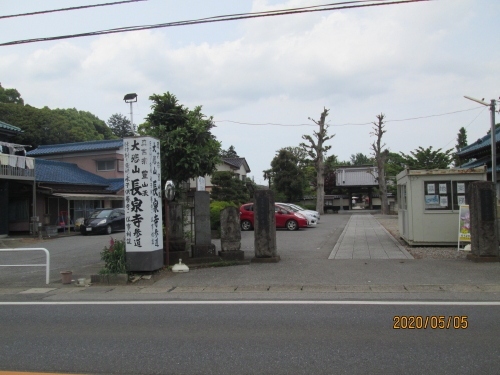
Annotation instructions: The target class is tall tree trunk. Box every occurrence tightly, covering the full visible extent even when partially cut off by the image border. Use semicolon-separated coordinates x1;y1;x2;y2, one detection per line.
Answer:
317;157;325;214
377;157;388;214
371;114;389;215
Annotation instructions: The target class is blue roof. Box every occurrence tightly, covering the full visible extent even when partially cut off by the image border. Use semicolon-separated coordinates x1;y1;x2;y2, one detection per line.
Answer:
457;127;500;157
27;139;122;156
0;120;22;133
35;159;123;191
106;178;125;192
459;156;500;173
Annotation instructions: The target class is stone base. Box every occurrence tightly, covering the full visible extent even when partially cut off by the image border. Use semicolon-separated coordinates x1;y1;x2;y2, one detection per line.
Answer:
169;250;190;265
169;239;187;252
466;254;500;262
251;255;281;263
219;250;245;261
192;244;217;258
185;256;221;265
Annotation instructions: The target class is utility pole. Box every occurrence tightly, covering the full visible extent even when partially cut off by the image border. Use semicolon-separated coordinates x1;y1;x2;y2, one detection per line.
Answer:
464;96;497;197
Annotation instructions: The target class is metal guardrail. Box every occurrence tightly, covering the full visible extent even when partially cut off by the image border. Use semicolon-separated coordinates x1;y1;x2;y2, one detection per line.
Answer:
0;248;50;284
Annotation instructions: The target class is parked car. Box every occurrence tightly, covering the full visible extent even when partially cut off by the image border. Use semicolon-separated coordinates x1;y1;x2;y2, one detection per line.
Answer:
277;202;320;222
239;203;308;231
276;203;317;227
80;208;125;235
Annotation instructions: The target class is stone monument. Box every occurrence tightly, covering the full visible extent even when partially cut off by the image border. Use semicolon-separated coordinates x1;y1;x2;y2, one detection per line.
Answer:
219;206;244;260
252;190;280;263
167;202;189;265
192;191;217;259
467;181;499;262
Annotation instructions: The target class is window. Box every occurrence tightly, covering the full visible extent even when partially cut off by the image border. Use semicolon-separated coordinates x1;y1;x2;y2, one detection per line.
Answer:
117;160;124;172
97;160;116;171
423;180;472;211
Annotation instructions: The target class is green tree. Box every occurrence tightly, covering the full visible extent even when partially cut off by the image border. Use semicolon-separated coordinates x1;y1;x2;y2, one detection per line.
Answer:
350;152;373;166
210;171;250;204
300;108;334;214
139;92;221;185
0;104;115;148
0;84;24;105
454;127;468;166
220;145;239;158
270;149;305;202
107;113;134;138
400;146;453;170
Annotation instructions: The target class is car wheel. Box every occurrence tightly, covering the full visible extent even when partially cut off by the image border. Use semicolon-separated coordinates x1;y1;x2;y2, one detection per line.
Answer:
241;220;253;231
106;225;112;235
286;220;298;231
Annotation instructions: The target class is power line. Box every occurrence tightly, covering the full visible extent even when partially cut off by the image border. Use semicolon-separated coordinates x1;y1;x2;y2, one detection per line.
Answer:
0;0;147;20
0;0;431;47
214;106;485;127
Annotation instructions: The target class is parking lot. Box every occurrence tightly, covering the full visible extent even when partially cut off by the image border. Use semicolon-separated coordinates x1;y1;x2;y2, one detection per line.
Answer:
0;214;350;287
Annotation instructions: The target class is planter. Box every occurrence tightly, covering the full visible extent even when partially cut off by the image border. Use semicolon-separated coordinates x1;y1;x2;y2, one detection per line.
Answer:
60;271;72;284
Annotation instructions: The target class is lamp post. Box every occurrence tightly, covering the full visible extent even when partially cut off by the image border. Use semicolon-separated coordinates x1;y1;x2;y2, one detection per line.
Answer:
123;93;138;134
464;96;498;193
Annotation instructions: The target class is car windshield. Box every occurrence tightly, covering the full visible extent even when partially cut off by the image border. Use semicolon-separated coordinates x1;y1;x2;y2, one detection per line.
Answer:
89;209;112;219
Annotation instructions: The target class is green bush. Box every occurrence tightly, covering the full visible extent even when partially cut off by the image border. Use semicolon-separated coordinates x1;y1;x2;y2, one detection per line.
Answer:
100;237;127;275
210;201;238;231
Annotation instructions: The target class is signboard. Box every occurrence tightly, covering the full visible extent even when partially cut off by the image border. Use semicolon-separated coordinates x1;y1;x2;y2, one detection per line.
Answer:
196;176;206;191
123;137;163;252
458;205;470;246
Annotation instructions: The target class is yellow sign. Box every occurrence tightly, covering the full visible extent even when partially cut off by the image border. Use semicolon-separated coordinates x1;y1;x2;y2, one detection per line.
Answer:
458;205;470;242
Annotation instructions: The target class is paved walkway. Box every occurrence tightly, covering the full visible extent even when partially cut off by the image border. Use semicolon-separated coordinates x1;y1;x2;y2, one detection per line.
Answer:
328;214;413;260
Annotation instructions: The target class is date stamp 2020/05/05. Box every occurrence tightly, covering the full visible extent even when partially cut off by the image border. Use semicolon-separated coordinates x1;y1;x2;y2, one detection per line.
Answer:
393;316;468;330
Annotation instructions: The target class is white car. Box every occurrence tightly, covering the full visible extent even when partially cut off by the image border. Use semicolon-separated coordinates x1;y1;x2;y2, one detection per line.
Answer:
278;203;320;222
276;203;318;227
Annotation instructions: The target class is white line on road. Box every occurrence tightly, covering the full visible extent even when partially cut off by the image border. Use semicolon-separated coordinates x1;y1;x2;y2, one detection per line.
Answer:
1;301;500;306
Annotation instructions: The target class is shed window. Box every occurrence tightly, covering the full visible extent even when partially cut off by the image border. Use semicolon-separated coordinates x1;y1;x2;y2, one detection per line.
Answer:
423;180;472;211
97;160;115;171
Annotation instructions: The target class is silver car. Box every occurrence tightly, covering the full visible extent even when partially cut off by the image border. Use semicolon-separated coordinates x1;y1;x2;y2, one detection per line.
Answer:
276;203;318;227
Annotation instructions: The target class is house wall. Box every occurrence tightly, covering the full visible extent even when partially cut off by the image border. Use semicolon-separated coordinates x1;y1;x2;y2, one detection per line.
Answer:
36;149;124;179
189;163;248;190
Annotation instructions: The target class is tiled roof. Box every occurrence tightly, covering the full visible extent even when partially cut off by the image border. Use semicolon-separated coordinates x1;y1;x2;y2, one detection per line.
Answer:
223;157;250;172
27;139;123;156
459;155;500;173
456;127;500;157
35;159;122;189
0;120;22;133
106;178;125;192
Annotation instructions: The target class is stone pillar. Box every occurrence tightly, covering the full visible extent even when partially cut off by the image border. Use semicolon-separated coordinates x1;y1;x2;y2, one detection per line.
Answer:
219;206;244;260
252;190;280;263
0;180;8;237
167;202;189;265
467;181;499;262
192;191;217;259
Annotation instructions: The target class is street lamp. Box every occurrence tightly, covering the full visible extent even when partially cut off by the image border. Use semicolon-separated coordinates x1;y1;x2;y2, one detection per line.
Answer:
464;96;498;193
123;93;138;134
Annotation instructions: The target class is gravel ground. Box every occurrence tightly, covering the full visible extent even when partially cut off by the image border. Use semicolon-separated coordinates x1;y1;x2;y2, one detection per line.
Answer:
373;214;467;260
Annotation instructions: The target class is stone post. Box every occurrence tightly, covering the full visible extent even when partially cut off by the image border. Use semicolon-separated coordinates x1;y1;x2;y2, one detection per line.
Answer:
192;191;217;259
167;202;189;265
219;206;244;260
252;190;280;263
467;181;499;262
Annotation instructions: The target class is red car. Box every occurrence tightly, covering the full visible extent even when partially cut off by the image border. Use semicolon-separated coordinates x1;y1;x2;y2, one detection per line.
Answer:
239;203;308;231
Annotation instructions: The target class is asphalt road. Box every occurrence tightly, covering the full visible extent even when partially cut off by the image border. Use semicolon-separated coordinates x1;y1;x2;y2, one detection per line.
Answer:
1;302;499;375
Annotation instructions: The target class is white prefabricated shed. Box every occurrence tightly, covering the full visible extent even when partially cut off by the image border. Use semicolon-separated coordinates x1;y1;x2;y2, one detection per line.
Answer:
397;167;486;246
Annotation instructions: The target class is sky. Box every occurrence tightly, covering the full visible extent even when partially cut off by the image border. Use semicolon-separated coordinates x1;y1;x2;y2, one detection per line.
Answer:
1;0;499;185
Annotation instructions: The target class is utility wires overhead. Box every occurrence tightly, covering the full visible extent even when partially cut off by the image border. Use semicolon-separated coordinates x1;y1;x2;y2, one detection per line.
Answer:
0;0;431;47
0;0;146;20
